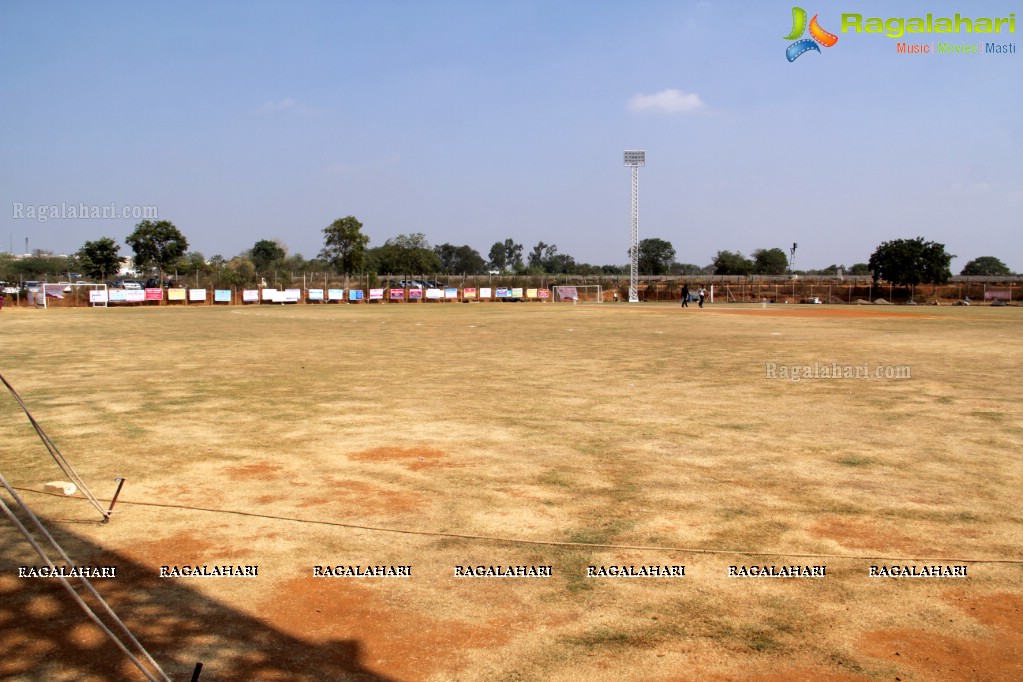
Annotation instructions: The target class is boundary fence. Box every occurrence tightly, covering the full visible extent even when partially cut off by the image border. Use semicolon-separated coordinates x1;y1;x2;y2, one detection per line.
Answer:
5;275;1022;308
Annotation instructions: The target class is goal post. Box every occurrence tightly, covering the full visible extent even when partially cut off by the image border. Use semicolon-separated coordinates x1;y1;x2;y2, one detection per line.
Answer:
38;282;108;308
553;285;603;303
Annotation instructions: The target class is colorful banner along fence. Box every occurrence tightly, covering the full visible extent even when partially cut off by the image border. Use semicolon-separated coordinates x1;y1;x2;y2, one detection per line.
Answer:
72;286;566;307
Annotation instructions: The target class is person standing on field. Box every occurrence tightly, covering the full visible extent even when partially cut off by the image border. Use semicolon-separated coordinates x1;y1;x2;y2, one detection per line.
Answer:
680;283;689;308
698;286;707;308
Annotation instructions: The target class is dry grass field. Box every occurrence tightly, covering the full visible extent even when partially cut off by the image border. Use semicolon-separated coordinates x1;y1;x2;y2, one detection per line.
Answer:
1;302;1021;681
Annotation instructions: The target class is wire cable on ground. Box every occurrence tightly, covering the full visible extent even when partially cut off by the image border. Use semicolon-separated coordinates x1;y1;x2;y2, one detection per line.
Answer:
1;474;171;682
15;485;1023;566
1;371;109;521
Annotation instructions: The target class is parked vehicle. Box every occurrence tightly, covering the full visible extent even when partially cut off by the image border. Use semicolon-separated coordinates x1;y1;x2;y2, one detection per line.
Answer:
115;280;144;290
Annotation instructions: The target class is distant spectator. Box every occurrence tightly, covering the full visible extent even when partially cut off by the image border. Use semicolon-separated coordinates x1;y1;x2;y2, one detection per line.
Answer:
698;286;707;308
681;283;690;308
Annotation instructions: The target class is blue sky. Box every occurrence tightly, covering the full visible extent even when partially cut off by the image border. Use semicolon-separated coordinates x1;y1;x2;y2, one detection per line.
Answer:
1;1;1020;271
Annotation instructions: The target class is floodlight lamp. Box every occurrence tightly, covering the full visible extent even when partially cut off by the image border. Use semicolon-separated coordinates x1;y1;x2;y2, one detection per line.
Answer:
623;150;646;167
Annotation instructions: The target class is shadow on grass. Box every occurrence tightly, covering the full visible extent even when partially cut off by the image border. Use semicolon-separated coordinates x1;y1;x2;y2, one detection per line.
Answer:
0;511;396;682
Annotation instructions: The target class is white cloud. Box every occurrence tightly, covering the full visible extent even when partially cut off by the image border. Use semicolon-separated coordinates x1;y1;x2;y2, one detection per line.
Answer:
628;88;704;114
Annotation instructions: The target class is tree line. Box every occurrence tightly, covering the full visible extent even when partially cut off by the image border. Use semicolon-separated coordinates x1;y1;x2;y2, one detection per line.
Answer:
0;216;1016;288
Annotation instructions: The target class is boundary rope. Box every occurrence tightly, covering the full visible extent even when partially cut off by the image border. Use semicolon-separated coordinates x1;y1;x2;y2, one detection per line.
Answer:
15;485;1023;566
1;474;171;682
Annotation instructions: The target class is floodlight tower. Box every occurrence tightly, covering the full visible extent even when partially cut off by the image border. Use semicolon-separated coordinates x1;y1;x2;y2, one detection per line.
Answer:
624;150;645;303
790;242;798;275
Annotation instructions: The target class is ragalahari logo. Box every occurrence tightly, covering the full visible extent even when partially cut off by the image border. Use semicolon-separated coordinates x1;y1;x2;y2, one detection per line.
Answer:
784;7;839;61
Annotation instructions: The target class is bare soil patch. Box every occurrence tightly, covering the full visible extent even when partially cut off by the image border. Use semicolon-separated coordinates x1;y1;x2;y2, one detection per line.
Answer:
348;446;452;471
263;576;519;681
859;592;1023;681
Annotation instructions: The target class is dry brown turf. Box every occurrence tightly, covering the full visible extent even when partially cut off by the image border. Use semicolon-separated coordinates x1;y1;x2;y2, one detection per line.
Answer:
1;302;1021;681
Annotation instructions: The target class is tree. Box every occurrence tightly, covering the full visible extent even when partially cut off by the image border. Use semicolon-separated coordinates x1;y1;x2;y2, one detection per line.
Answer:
527;242;559;271
486;239;523;274
125;220;189;283
1;253;70;280
227;257;258;287
671;262;709;276
435;243;485;274
487;242;508;271
712;250;753;276
76;237;121;281
635;238;676;275
175;251;208;277
960;256;1012;276
524;242;576;274
546;252;576;275
319;216;369;275
250;239;286;273
751;248;788;275
868;237;954;286
488;239;523;272
848;263;871;276
375;233;440;275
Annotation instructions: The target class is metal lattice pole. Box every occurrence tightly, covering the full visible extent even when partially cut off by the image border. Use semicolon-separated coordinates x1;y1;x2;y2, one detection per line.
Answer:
624;150;645;303
629;166;639;302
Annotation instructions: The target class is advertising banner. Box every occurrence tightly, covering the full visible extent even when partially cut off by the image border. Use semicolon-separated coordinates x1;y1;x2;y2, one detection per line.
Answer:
512;287;524;298
168;288;186;301
261;288;277;301
526;288;538;299
426;288;443;299
284;289;301;302
495;287;510;298
125;289;145;303
349;289;364;301
214;289;232;303
145;288;163;301
328;288;345;301
463;287;476;299
480;287;492;299
89;290;109;303
189;289;207;302
538;288;551;299
242;289;259;302
445;288;459;299
308;288;324;301
408;288;423;300
369;288;384;300
390;288;405;300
